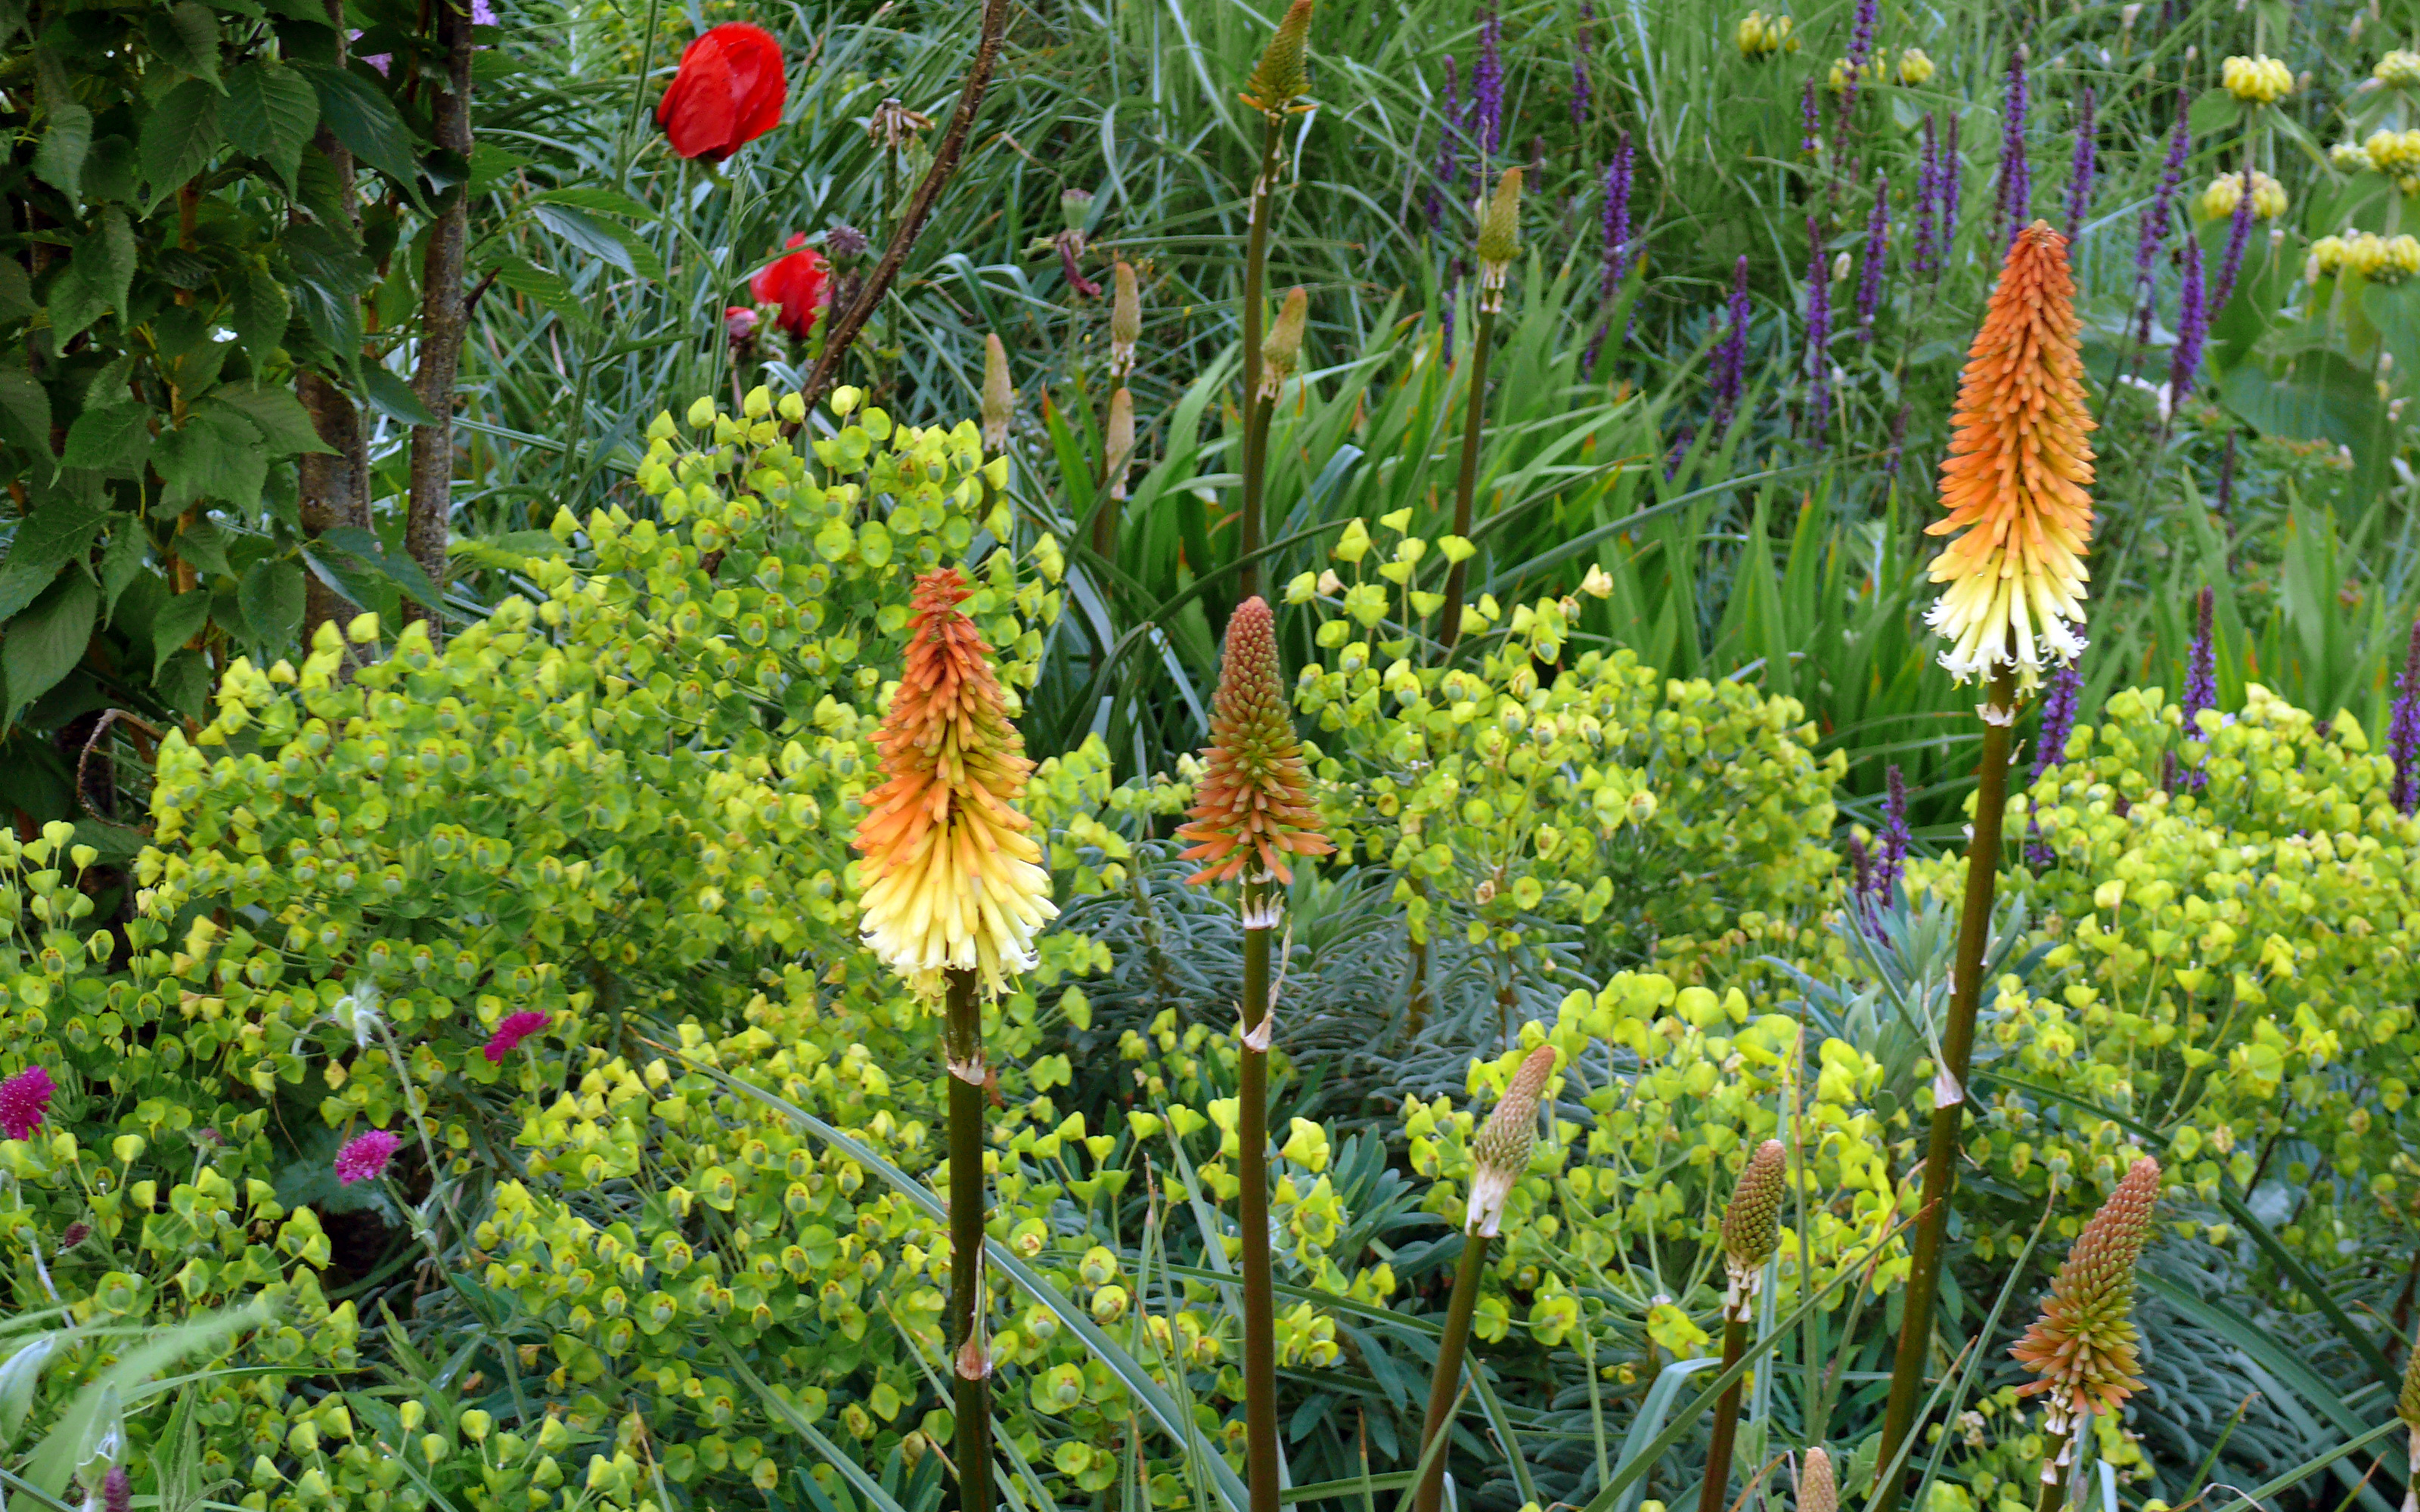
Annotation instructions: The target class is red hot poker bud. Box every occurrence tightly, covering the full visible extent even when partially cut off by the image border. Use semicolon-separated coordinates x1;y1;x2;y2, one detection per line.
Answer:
656;23;786;163
1239;0;1314;114
1466;1045;1556;1237
1174;597;1332;892
2010;1156;2161;1435
1720;1139;1788;1318
1798;1448;1836;1512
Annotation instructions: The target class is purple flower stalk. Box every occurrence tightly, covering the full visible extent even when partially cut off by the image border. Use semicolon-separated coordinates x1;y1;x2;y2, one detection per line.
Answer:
2064;85;2096;240
2216;432;2237;515
2181;587;2217;733
1941;114;1962;254
1441;265;1459;364
1801;79;1821;159
1913;113;1941;277
2135;92;2191;341
1804;215;1832;444
1584;135;1637;377
1429;56;1460;231
2032;661;2082;781
2212;169;2256;312
1868;764;1910;909
2389;618;2420;816
1857;171;1889;338
1846;833;1872;899
2170;232;2207;402
1841;0;1879;119
335;1129;402;1185
1710;254;1751;432
0;1065;54;1142
1572;1;1595;126
1473;8;1505;160
1997;48;2031;246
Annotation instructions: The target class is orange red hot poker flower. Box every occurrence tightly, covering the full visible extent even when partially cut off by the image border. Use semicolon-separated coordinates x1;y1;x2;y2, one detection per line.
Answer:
2009;1155;2161;1433
1175;597;1331;889
854;569;1056;1000
1925;220;2098;694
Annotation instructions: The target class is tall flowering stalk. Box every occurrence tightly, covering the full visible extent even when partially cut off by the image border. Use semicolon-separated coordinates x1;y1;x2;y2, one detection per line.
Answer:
1697;1140;1787;1512
1176;597;1329;1512
2177;587;2217;790
1857;172;1890;339
2011;1157;2161;1512
1585;135;1636;376
1413;1046;1556;1512
1801;79;1821;160
2133;96;2191;345
1841;0;1879;122
1472;8;1504;160
1878;222;2098;1512
1710;255;1751;433
2063;86;2096;240
1913;114;1941;277
855;568;1058;1512
1804;215;1832;445
1866;764;1909;911
1236;0;1315;605
2388;619;2420;816
1996;49;2031;246
1571;1;1595;125
1940;115;1962;255
1441;169;1522;646
2211;169;2257;312
2168;234;2207;410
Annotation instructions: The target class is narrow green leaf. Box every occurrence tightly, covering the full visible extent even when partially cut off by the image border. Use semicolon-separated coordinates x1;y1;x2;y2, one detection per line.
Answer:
359;367;439;428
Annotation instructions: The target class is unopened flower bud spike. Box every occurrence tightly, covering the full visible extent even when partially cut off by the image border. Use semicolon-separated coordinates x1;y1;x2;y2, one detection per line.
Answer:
1701;1140;1787;1512
1414;1045;1555;1512
2011;1157;2161;1512
1438;167;1521;652
1236;0;1314;606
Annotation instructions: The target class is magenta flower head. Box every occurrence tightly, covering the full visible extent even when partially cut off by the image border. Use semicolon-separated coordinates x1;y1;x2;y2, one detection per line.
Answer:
483;1010;552;1064
334;1129;403;1185
0;1066;55;1142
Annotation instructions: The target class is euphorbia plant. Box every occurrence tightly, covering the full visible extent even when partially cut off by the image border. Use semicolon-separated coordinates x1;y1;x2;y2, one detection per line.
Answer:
1875;219;2099;1507
1175;595;1330;1512
853;565;1057;1512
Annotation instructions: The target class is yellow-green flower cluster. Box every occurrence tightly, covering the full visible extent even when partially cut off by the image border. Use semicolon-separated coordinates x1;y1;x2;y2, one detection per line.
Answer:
2198;169;2288;222
2314;230;2420;284
1897;47;1934;85
2220;52;2293;103
2377;48;2420;86
1735;9;1798;56
2365;128;2420;175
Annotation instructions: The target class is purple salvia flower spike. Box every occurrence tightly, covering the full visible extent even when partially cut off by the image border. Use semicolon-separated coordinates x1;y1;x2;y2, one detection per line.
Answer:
2169;232;2207;403
1473;8;1505;160
1842;0;1879;121
1710;254;1751;432
1998;48;2031;247
2213;168;2256;312
1572;1;1595;126
2178;587;2217;792
2032;661;2082;782
1857;170;1889;338
1940;114;1962;256
1801;79;1821;160
1869;764;1910;910
1601;133;1635;299
2388;618;2420;816
2135;91;2190;342
1913;113;1941;277
1804;215;1832;444
2065;85;2096;240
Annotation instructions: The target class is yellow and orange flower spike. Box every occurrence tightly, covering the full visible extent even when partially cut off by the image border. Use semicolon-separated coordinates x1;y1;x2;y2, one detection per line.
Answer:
2009;1156;2160;1433
1925;220;2098;695
855;568;1056;1000
1175;596;1332;888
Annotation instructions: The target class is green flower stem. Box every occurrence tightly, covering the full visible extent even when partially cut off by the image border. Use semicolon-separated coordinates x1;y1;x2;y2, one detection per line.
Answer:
1236;113;1286;607
1239;876;1280;1512
1436;301;1500;651
1413;1230;1493;1512
2032;1429;2071;1512
943;965;994;1512
1872;661;2020;1512
1695;1316;1752;1512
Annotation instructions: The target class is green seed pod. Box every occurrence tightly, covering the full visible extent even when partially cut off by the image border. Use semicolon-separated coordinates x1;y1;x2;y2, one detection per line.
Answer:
1720;1139;1787;1318
982;334;1015;453
1260;287;1308;399
1240;0;1315;114
1465;1045;1557;1237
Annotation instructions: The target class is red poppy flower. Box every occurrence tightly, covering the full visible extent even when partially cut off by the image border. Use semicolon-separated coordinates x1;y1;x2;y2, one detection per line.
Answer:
656;24;786;163
750;234;831;341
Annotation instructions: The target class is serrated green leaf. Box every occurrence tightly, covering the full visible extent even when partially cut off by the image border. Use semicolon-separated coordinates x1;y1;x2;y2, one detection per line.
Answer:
358;367;438;428
60;403;155;476
0;494;105;621
149;590;211;677
98;526;147;618
239;558;304;648
234;262;291;360
0;259;30;322
488;256;594;330
319;525;439;609
155;410;267;509
212;382;334;456
33;100;92;203
223;59;319;188
45;262;107;345
139;79;223;211
79;207;136;324
299;61;423;201
145;2;222;85
175;516;232;578
530;186;656;221
2;571;97;718
0;365;51;461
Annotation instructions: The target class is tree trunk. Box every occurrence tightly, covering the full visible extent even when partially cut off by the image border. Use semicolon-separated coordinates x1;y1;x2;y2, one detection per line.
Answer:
296;0;371;646
404;0;475;639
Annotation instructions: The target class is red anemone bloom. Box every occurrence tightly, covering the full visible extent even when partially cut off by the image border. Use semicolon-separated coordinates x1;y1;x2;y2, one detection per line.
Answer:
750;234;831;340
656;24;786;163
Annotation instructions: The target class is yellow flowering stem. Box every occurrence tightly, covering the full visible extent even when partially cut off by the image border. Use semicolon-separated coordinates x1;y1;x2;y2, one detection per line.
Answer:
1238;876;1281;1512
1872;662;2018;1512
943;965;994;1512
1412;1232;1492;1512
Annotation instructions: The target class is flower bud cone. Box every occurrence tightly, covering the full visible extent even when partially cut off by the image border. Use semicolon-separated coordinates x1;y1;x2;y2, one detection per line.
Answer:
1241;0;1314;113
1175;598;1332;886
1466;1046;1556;1237
1798;1448;1835;1512
2010;1156;2161;1427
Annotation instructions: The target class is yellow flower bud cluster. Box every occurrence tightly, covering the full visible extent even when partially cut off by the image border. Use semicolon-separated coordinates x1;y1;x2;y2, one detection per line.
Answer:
2331;141;2375;174
1736;10;1798;56
1897;47;1934;85
2220;52;2293;103
2346;231;2420;283
2198;169;2288;222
2376;48;2420;86
2364;129;2420;175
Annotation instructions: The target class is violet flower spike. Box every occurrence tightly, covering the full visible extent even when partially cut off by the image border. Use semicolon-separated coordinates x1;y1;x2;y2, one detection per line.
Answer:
1571;1;1595;126
2135;92;2191;339
1841;0;1879;119
2031;661;2083;782
1913;113;1941;277
1804;215;1832;444
2169;232;2207;404
2213;168;2256;312
2388;618;2420;816
1857;171;1890;339
1801;79;1821;160
1940;114;1962;254
1998;48;2030;247
1869;764;1910;910
1472;9;1505;160
1710;254;1751;432
2064;85;2096;241
1601;134;1635;299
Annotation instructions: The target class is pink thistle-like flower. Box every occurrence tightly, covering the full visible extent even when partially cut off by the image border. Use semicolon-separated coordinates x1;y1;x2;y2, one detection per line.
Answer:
334;1129;402;1185
0;1066;55;1141
483;1011;551;1063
